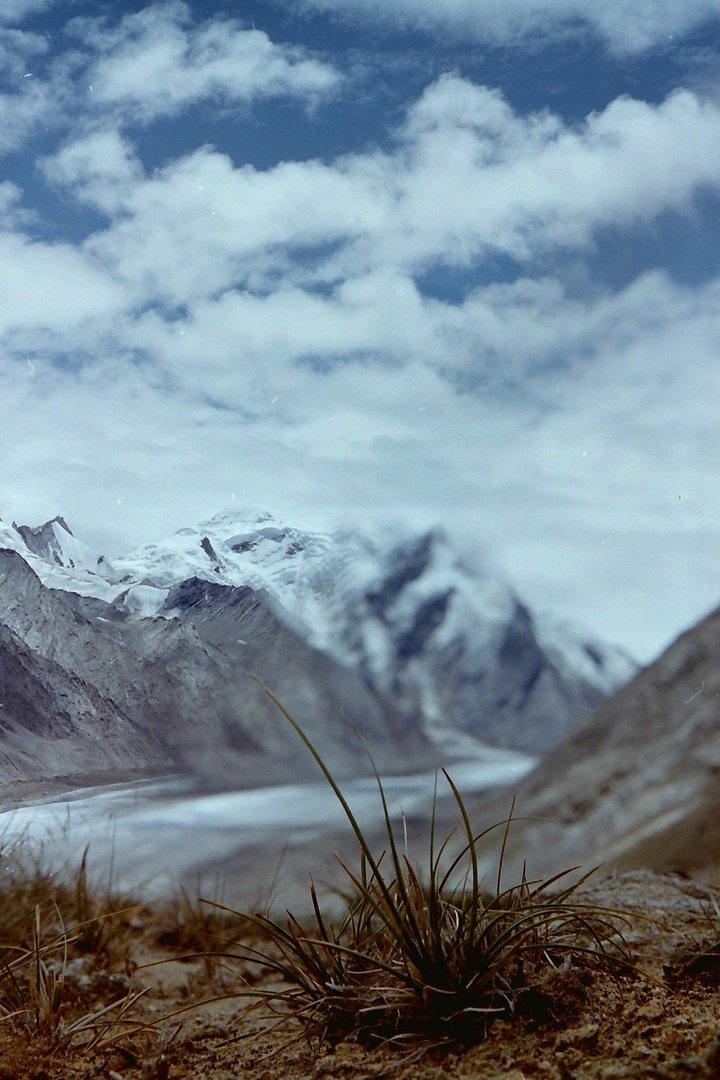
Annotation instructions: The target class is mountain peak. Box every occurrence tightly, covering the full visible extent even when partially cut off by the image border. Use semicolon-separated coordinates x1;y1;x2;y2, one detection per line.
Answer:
4;515;113;593
11;514;73;535
0;507;638;755
200;506;282;533
51;515;73;536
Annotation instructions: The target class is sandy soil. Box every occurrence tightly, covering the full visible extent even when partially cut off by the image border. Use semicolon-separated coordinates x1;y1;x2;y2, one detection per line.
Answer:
2;869;720;1080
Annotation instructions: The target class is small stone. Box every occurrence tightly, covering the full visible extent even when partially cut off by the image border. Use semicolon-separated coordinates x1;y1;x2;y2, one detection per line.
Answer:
554;1023;600;1052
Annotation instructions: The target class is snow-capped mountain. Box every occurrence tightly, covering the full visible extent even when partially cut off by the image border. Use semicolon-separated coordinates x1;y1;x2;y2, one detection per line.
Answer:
0;537;435;789
111;508;637;751
1;509;638;759
0;515;116;588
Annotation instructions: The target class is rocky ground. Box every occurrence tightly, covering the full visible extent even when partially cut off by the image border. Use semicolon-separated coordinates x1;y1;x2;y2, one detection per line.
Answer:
2;870;720;1080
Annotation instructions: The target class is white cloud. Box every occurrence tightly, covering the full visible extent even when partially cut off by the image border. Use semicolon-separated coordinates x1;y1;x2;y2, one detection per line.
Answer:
42;130;144;214
126;270;433;407
381;78;720;268
0;28;50;77
70;1;340;122
2;266;719;662
0;232;129;337
287;0;720;55
0;0;55;24
0;182;37;229
71;145;389;303
24;75;720;413
0;5;340;160
0;78;59;154
42;78;720;318
0;27;78;155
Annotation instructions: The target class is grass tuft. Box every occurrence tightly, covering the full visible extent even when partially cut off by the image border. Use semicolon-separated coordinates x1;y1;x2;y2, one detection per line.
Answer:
201;683;634;1053
665;893;720;987
0;841;146;1050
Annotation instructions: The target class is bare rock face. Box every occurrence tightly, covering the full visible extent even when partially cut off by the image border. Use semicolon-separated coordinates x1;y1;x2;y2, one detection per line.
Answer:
0;548;433;789
11;516;75;564
0;620;170;781
304;528;637;754
460;601;720;881
159;576;428;765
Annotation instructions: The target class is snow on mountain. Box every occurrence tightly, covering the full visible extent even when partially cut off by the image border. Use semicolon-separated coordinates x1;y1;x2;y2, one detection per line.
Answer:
0;516;117;597
111;508;336;628
533;612;638;697
0;543;437;788
1;508;638;753
108;509;517;656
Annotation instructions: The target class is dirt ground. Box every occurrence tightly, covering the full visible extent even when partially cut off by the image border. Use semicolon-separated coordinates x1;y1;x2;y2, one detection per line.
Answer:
1;870;720;1080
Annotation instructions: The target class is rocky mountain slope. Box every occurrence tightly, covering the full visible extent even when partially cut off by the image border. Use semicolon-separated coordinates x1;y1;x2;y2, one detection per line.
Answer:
0;618;169;781
455;598;720;884
0;546;432;788
0;509;637;788
109;509;637;753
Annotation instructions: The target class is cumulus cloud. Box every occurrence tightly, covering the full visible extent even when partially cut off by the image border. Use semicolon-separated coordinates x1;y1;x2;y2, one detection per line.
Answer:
0;4;341;161
68;1;341;122
0;182;37;229
3;22;720;661
0;26;80;155
381;78;720;268
0;28;50;78
0;232;129;338
0;76;61;154
62;145;388;302
26;73;720;417
40;77;720;318
42;130;144;214
286;0;720;55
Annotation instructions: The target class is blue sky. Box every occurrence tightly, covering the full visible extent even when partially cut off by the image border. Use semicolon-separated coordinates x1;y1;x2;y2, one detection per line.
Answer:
2;0;720;662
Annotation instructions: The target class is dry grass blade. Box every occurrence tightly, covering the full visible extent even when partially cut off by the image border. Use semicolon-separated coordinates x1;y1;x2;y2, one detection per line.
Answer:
0;847;149;1053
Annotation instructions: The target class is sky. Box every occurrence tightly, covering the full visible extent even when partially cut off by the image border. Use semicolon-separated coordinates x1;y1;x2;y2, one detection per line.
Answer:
1;0;720;663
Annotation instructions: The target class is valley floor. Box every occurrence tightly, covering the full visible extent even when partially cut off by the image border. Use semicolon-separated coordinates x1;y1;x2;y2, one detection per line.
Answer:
0;768;182;812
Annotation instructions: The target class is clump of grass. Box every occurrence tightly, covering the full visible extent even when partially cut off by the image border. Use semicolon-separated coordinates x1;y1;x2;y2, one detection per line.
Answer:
0;904;69;1039
666;894;720;986
204;685;633;1054
70;845;130;960
0;844;146;1050
0;899;146;1048
155;877;241;954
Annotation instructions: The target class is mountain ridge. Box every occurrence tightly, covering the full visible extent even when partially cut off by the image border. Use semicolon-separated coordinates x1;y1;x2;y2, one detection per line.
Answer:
0;508;638;789
0;543;437;788
452;598;720;884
